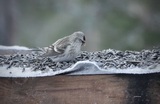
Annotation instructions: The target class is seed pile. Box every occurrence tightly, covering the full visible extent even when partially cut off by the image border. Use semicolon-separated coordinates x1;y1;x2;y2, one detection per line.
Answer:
0;48;159;72
79;49;160;69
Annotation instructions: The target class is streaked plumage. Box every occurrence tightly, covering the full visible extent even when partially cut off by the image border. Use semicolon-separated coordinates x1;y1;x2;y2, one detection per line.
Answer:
39;31;85;62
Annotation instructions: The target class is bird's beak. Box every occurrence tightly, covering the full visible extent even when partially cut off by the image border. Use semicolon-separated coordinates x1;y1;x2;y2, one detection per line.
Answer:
82;36;86;46
82;40;85;46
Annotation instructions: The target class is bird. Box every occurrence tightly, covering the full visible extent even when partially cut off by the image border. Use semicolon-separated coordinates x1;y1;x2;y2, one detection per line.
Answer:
39;31;86;62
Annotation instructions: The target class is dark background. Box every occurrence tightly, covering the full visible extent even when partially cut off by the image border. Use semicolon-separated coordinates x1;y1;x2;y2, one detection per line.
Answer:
0;0;160;51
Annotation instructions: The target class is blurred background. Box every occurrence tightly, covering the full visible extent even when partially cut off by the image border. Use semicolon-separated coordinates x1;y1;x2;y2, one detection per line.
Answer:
0;0;160;51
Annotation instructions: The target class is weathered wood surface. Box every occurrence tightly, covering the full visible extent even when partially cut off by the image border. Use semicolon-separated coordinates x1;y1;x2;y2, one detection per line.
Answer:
0;74;160;104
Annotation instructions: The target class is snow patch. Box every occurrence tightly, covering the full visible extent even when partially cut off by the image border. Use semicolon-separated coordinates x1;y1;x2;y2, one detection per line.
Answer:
0;60;160;78
0;45;30;50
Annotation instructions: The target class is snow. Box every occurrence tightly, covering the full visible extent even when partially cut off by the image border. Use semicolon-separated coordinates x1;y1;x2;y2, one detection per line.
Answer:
0;45;160;78
0;45;30;50
0;60;160;78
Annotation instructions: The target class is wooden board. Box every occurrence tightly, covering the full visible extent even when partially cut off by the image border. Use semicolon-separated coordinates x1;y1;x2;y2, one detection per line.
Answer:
0;74;160;104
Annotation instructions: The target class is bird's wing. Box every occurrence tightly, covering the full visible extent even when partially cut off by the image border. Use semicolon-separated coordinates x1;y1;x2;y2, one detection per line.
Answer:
41;49;60;56
53;36;71;53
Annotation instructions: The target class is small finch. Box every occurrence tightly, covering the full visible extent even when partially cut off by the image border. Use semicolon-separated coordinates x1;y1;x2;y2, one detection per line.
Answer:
39;31;86;62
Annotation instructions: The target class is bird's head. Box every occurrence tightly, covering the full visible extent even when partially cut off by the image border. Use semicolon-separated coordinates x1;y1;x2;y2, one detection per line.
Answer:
71;31;86;46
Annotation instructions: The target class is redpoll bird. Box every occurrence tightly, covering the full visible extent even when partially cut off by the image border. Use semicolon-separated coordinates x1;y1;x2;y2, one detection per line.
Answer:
39;31;86;62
